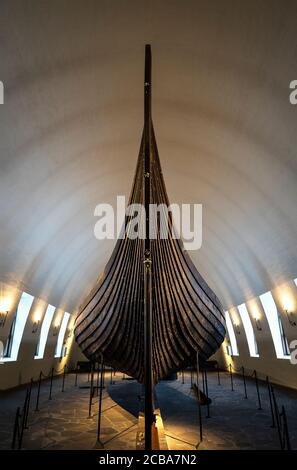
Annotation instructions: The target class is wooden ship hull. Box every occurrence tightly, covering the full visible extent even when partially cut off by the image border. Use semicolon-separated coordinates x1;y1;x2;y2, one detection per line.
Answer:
74;46;226;386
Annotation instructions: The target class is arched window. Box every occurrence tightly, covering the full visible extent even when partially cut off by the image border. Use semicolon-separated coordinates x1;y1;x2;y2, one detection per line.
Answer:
3;292;34;362
260;291;290;359
225;311;239;356
35;304;56;359
237;304;259;358
55;312;70;358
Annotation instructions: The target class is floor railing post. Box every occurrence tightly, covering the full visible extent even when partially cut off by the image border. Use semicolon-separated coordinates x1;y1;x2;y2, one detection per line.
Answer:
88;362;94;418
204;369;210;418
61;365;67;392
19;391;28;449
202;368;205;394
196;351;203;444
281;406;291;450
110;367;113;385
102;364;105;389
75;362;79;387
11;407;20;449
217;364;221;386
229;364;234;391
24;378;33;429
242;367;248;399
271;385;283;449
266;376;276;428
254;370;262;410
49;367;54;400
97;354;104;443
182;369;184;384
35;371;42;411
95;361;100;397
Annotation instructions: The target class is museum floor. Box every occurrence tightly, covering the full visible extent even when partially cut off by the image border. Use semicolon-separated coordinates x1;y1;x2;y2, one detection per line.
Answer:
0;370;297;450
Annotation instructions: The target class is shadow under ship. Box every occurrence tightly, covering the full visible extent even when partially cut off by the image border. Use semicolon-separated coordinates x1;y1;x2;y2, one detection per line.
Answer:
74;45;226;386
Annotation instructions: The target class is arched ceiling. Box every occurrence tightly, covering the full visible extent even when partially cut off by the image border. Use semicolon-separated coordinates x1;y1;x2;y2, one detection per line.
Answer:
0;0;297;314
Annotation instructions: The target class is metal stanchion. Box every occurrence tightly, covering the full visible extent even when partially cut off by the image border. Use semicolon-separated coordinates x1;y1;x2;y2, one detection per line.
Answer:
102;365;105;389
95;361;99;397
11;407;21;449
49;367;54;400
61;365;67;392
14;390;29;449
110;368;113;385
196;351;203;444
242;367;248;399
35;371;42;411
202;368;205;394
266;376;276;428
97;354;104;443
271;385;282;448
280;406;291;450
190;368;193;388
253;370;262;410
204;369;210;418
88;362;94;418
75;362;79;387
217;364;221;386
182;369;184;384
24;378;33;429
229;364;234;391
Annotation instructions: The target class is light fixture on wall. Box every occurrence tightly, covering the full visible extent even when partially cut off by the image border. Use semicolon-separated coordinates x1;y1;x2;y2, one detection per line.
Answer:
32;320;40;333
0;285;9;328
225;338;231;356
0;309;8;327
67;327;73;338
284;308;296;327
53;325;59;336
254;317;262;331
234;323;240;334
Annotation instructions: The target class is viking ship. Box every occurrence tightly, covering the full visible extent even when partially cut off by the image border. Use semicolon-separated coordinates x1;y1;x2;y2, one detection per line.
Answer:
74;45;226;387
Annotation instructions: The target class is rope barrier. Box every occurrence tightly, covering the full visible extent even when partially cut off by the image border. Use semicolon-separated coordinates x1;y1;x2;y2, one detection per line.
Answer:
207;362;291;450
10;361;100;449
11;382;32;449
11;360;292;451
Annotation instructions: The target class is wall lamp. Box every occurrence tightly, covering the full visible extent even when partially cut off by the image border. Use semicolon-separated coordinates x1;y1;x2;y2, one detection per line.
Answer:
53;325;59;336
32;320;40;333
67;328;73;338
254;317;262;331
0;310;8;328
284;308;296;327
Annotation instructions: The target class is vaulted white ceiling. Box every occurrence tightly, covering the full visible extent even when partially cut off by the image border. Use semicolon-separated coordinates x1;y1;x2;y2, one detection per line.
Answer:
0;0;297;314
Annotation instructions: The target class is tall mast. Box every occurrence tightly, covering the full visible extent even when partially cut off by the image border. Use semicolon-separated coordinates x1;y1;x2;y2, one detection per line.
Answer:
143;43;153;450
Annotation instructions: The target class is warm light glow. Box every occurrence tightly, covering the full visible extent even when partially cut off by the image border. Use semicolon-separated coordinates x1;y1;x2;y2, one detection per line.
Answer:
68;316;75;329
33;309;43;323
230;310;240;326
282;295;294;313
0;296;12;312
249;302;261;321
253;311;260;321
53;315;61;328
